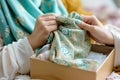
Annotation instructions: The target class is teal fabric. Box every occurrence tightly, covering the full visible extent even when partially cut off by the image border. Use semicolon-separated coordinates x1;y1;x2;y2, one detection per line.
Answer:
0;0;97;71
0;0;68;45
49;12;97;71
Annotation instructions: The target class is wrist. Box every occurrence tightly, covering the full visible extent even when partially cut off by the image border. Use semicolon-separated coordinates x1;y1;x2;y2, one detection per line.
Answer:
106;37;114;45
27;34;46;50
106;30;114;45
27;35;36;50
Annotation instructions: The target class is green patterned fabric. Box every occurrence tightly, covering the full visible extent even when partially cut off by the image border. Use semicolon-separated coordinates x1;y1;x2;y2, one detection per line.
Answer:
0;0;68;45
0;0;97;71
49;12;97;71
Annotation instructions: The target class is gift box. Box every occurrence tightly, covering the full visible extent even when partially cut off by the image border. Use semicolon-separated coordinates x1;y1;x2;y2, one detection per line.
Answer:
30;44;114;80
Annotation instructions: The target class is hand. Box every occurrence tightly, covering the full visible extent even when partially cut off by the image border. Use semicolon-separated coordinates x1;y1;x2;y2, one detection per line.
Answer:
79;15;114;45
28;13;57;50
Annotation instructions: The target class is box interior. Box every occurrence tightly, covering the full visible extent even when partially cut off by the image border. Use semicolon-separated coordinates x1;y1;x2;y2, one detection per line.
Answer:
30;44;114;80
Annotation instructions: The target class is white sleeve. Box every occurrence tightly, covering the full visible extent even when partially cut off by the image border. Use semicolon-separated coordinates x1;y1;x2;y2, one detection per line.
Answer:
105;24;120;67
0;37;34;80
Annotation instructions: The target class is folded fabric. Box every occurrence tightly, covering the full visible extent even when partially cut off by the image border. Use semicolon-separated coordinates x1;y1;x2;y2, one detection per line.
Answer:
48;12;98;71
107;72;120;80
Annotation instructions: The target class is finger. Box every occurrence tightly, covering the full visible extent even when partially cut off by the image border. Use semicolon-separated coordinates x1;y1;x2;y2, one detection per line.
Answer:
79;21;94;31
41;13;56;17
45;20;57;26
47;24;58;32
92;16;103;26
81;15;96;24
80;15;91;21
83;15;103;26
40;13;56;21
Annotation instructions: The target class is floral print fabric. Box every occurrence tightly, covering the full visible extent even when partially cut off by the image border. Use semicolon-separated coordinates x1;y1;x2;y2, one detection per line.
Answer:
0;0;68;45
48;12;98;71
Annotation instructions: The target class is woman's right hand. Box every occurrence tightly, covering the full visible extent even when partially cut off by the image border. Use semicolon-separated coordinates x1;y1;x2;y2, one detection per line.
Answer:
28;13;57;50
79;15;114;45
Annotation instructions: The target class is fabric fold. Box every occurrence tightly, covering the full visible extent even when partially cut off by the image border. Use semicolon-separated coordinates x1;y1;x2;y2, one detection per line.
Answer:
47;12;98;71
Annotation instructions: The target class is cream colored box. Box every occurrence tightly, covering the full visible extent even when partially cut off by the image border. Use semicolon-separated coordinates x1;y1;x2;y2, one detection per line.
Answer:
30;45;115;80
